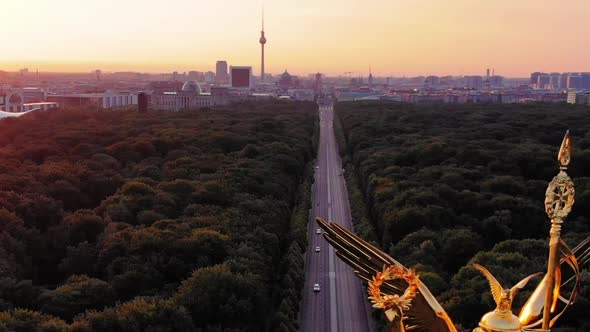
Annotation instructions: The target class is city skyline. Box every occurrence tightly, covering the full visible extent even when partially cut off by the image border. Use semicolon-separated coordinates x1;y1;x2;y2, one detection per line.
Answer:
2;0;590;77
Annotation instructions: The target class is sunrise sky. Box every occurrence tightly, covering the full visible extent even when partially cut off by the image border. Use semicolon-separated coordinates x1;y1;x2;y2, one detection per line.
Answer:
1;0;589;77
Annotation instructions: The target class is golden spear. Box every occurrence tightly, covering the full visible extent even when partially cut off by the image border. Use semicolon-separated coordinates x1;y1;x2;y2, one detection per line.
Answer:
542;131;574;331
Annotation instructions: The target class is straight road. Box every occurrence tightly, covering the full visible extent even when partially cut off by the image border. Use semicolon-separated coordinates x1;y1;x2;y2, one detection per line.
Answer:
301;104;372;332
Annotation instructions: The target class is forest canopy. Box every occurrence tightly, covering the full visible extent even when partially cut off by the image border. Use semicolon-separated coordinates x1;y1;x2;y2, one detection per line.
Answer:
0;100;317;331
335;101;590;330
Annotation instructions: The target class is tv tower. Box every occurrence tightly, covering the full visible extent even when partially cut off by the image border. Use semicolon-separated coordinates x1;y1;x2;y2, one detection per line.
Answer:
259;7;267;83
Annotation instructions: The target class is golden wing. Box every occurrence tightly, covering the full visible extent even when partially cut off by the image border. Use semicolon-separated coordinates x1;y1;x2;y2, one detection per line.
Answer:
509;272;543;300
316;217;457;332
519;235;590;328
473;263;504;306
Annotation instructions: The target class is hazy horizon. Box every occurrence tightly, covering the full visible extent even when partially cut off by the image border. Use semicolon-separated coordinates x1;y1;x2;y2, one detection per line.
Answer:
2;0;590;77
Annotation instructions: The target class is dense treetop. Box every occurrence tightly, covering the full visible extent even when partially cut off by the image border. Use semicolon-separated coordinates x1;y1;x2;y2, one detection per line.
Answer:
335;101;590;330
0;101;317;331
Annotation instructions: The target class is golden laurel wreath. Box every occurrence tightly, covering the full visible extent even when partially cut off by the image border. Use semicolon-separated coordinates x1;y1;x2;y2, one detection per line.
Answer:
368;265;420;320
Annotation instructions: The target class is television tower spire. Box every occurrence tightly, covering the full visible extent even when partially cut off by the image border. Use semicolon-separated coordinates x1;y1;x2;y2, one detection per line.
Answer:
259;6;267;83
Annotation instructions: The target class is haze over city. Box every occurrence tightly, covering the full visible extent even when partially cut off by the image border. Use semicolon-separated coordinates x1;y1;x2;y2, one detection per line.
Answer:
2;0;590;77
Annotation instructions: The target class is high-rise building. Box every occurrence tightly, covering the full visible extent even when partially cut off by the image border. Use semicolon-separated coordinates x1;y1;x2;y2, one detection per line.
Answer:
464;75;483;89
530;72;542;87
490;75;504;88
538;74;550;89
424;75;440;88
215;61;228;84
568;73;582;89
205;71;216;83
550;72;560;90
559;73;569;89
581;73;590;90
188;71;206;82
259;8;267;83
230;66;252;88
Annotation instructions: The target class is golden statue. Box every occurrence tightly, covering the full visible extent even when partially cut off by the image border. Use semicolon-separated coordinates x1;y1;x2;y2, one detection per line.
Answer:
472;264;541;332
317;131;590;332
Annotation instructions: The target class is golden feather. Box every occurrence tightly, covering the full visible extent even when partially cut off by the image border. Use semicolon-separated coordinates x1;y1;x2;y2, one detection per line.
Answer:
473;263;504;306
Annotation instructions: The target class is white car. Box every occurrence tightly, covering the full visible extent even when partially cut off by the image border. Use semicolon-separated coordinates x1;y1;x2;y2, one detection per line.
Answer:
315;246;321;252
316;228;321;235
313;284;321;292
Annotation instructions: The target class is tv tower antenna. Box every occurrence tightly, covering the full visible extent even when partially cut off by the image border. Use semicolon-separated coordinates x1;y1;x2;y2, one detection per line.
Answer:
259;6;267;83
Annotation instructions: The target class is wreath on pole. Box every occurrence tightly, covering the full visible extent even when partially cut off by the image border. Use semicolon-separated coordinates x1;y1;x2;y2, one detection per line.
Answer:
368;265;420;322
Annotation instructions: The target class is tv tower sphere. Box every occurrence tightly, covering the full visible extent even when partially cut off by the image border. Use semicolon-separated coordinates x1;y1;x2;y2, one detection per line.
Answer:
259;8;267;82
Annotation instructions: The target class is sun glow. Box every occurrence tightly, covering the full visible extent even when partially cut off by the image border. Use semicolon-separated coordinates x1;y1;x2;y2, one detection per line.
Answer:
1;0;589;76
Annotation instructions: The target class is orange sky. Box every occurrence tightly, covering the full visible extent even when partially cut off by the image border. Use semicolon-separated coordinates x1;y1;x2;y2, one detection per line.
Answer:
1;0;589;77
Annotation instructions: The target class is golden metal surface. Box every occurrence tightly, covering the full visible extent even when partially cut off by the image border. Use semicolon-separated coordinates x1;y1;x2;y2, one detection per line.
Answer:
317;217;457;332
472;264;541;332
542;131;574;331
316;131;587;332
477;310;523;332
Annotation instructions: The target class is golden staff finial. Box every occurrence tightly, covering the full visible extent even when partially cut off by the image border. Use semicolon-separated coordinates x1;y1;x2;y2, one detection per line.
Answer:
557;130;571;169
542;131;575;331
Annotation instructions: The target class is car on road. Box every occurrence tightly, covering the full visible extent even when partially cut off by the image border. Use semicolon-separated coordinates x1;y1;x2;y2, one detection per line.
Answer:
315;246;320;252
313;284;320;292
315;228;321;234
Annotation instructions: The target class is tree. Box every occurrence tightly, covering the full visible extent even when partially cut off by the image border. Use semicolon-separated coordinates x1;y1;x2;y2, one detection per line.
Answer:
40;275;116;320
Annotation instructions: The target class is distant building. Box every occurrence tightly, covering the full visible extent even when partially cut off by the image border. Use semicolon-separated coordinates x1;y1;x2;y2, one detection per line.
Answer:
0;87;47;111
215;61;229;84
530;72;542;87
22;87;46;103
581;73;590;90
424;75;440;88
188;71;204;82
0;90;57;112
230;66;252;88
489;75;504;88
464;76;483;89
47;91;137;109
278;70;295;88
314;73;322;93
202;71;214;83
568;74;582;89
567;90;590;105
150;81;184;94
150;80;231;110
21;102;59;112
286;88;314;101
559;73;569;89
530;72;564;89
550;72;560;89
538;74;550;89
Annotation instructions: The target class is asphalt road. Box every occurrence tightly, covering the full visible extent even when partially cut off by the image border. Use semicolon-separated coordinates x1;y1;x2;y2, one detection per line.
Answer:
301;104;372;332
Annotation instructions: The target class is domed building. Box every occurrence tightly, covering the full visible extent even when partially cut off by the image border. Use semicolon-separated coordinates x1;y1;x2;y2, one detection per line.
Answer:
151;81;230;111
181;80;202;94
